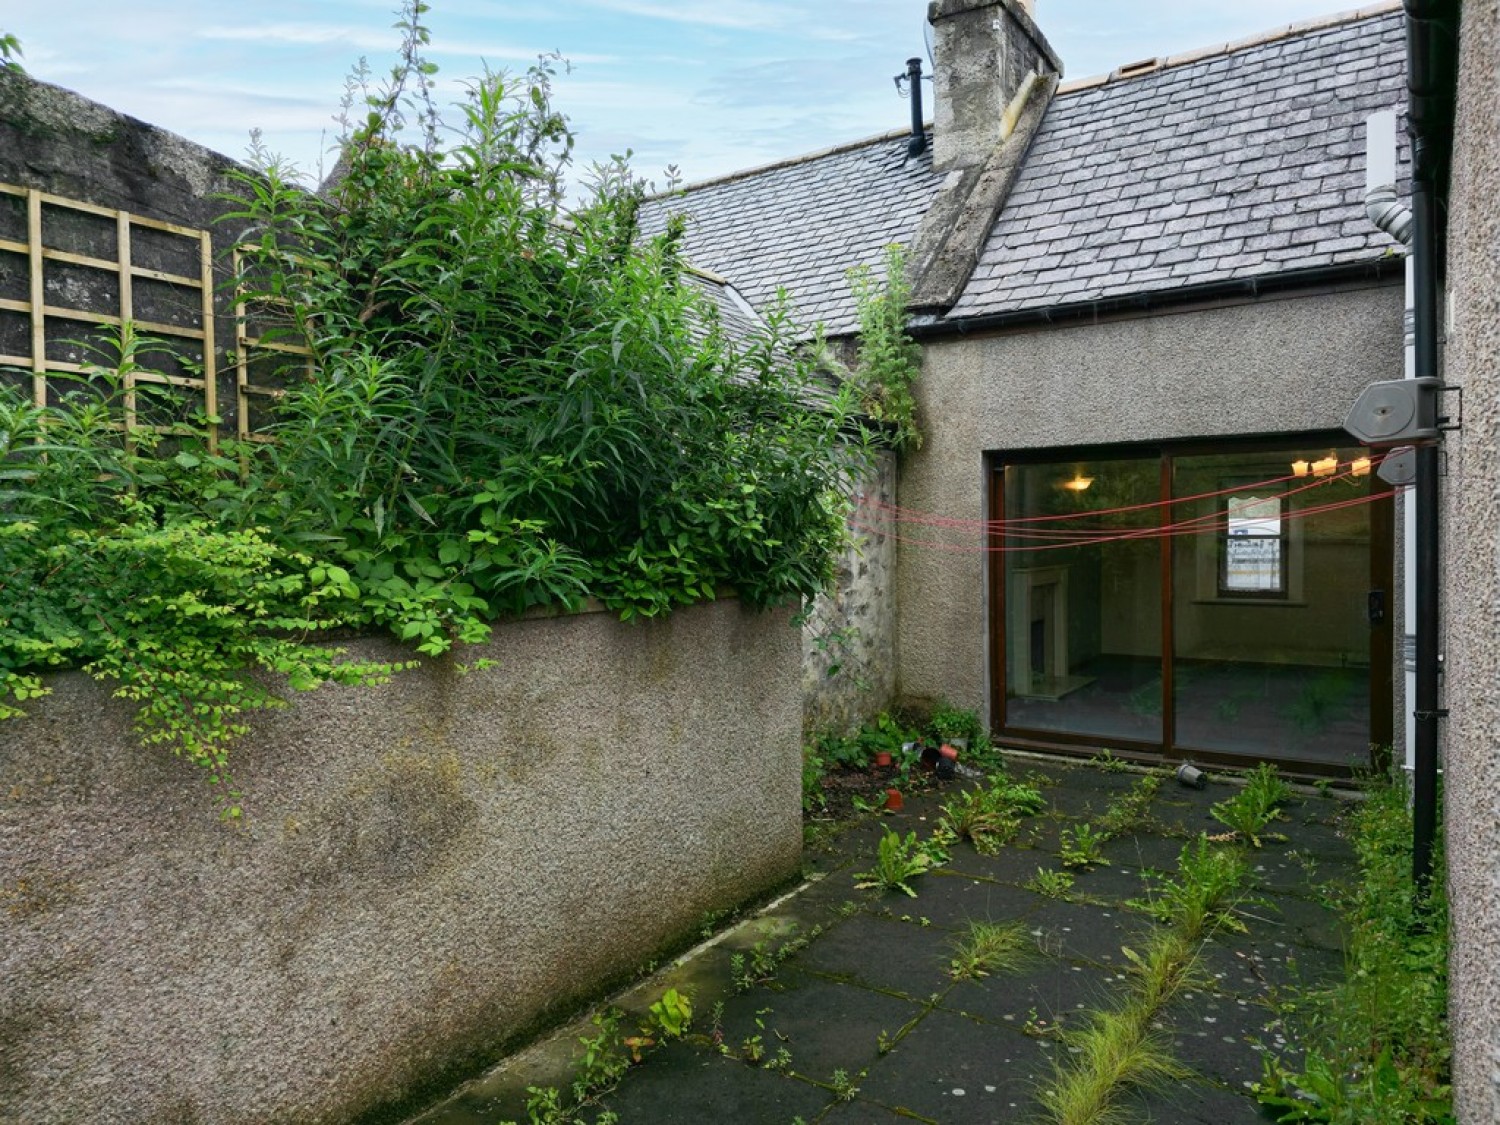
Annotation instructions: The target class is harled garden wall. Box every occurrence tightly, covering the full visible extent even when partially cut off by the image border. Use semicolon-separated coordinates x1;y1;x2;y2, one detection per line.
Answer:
0;599;803;1123
1438;3;1500;1117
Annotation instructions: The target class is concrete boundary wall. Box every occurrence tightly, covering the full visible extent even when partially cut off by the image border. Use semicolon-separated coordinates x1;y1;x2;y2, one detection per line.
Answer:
0;599;803;1123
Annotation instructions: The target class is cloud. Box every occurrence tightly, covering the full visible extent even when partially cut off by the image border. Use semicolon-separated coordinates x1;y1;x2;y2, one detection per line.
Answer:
196;23;391;49
579;0;791;32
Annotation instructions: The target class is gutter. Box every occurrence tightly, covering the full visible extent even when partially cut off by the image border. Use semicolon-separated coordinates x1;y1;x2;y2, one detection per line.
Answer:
906;258;1403;339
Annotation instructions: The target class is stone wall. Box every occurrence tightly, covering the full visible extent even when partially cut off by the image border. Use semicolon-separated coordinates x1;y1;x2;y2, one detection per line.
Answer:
1438;2;1500;1116
801;449;898;733
0;599;803;1124
0;68;252;432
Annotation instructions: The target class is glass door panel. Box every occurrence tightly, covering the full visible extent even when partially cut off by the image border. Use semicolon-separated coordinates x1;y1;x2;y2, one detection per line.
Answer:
1003;456;1162;743
1170;448;1374;767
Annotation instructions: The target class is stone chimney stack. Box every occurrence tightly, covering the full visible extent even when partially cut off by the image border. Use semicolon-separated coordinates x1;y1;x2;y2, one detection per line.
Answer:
928;0;1062;173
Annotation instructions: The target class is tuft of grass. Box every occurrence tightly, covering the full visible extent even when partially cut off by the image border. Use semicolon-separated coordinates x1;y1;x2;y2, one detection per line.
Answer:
1039;813;1254;1125
1027;867;1076;899
947;919;1034;980
1092;773;1163;838
1039;980;1192;1125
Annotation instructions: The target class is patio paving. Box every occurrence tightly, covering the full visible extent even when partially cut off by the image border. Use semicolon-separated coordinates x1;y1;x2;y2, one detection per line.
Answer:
406;754;1357;1125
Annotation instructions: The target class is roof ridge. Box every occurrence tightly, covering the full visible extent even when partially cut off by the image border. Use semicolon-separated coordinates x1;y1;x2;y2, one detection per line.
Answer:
1056;1;1404;94
644;124;924;201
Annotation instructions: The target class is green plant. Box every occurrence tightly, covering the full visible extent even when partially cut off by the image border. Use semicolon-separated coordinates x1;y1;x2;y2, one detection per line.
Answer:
1090;749;1130;773
572;1009;630;1105
1128;835;1252;938
1027;867;1075;899
846;244;922;451
937;775;1044;854
729;922;820;992
1091;773;1163;839
928;699;981;743
800;742;829;814
1059;823;1111;869
1211;762;1292;846
0;30;21;69
830;1067;861;1102
2;3;872;808
1255;778;1451;1124
648;988;692;1040
854;829;943;897
948;920;1033;980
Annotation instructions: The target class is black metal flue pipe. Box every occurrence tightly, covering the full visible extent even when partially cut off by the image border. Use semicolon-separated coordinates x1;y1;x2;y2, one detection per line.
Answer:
905;57;927;157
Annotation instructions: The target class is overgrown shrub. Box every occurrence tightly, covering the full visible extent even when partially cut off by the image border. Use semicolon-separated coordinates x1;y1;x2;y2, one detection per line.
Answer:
0;4;869;807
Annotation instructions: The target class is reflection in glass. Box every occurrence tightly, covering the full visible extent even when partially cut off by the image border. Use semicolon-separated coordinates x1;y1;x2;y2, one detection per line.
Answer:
1003;458;1162;743
1172;450;1372;767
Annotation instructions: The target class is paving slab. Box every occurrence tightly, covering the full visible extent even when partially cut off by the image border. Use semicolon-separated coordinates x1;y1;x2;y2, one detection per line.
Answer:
597;1043;833;1124
406;755;1357;1125
853;1007;1050;1124
1021;898;1155;966
715;971;928;1081
786;911;958;1001
865;871;1039;932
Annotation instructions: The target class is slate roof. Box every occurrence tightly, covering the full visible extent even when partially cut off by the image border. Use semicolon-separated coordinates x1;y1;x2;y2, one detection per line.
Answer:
951;7;1409;319
681;268;766;345
638;132;941;338
640;5;1407;336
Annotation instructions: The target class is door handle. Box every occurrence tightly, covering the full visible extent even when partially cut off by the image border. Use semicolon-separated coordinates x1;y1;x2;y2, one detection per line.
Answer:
1368;589;1385;625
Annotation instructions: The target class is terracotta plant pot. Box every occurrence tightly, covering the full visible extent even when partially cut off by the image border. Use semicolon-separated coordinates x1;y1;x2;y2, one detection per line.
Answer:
938;743;960;761
873;750;894;768
884;787;904;812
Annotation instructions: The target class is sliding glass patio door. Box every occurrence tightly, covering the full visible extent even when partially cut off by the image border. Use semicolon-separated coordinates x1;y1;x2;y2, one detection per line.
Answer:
993;440;1391;772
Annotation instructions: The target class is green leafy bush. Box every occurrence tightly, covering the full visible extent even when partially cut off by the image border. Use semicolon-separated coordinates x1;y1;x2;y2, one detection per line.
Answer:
0;6;869;805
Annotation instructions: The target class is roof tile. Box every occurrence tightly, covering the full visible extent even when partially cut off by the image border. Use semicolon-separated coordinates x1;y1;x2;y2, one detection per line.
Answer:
639;9;1406;331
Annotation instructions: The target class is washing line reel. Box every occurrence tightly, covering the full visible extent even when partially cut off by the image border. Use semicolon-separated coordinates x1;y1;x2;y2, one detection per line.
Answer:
1343;376;1461;486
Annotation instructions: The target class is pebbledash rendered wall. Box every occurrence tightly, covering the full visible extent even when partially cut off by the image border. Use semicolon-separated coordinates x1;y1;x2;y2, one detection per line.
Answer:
1439;2;1500;1117
0;599;804;1123
895;282;1404;717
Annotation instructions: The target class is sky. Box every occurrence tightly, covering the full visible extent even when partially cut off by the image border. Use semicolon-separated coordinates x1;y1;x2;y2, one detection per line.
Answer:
7;0;1368;191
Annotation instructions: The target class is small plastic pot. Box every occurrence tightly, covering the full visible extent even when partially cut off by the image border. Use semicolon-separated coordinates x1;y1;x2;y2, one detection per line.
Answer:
883;788;904;812
873;751;893;768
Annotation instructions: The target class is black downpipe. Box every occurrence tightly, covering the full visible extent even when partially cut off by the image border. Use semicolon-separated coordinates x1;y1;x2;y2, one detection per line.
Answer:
905;58;927;157
1410;151;1440;896
1404;0;1445;896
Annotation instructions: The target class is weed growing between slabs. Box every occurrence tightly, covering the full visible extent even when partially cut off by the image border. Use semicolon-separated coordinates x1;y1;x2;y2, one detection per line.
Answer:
1037;834;1255;1125
1255;778;1452;1124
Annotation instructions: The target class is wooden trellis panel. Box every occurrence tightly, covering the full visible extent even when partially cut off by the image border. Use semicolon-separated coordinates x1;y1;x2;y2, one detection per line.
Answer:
232;247;314;443
0;182;217;441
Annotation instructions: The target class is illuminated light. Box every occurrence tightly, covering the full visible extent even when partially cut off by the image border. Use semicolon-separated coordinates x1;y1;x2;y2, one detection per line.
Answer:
1291;460;1311;477
1311;455;1338;477
1062;474;1094;492
1351;456;1372;477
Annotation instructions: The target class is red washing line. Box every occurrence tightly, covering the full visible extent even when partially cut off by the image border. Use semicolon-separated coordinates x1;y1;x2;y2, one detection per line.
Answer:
850;485;1398;555
863;454;1389;534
